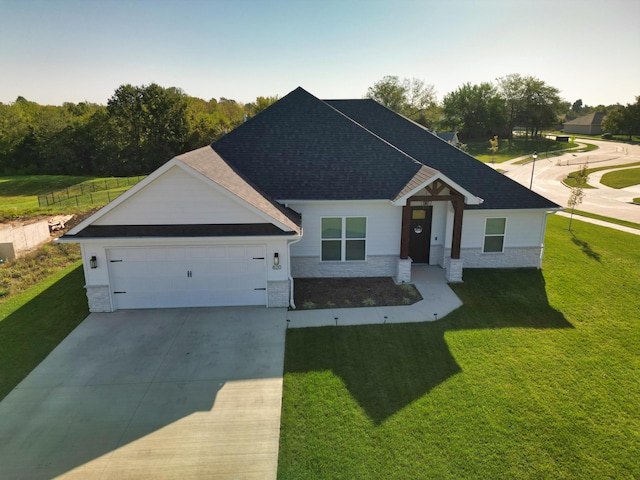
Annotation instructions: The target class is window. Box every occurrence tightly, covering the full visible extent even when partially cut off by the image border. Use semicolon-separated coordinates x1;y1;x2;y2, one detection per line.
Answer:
321;217;366;261
483;217;506;253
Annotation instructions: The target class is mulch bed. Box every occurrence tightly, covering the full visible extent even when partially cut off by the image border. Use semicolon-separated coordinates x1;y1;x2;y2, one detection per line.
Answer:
293;277;422;310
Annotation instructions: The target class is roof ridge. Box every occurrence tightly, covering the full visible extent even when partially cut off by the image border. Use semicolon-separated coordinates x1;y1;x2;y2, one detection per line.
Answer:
320;98;428;171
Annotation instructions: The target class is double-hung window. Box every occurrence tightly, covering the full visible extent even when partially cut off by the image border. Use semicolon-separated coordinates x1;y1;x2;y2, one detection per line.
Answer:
321;217;366;261
483;217;506;253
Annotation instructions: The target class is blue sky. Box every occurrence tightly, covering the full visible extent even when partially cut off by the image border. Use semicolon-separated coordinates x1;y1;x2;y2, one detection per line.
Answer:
1;0;638;106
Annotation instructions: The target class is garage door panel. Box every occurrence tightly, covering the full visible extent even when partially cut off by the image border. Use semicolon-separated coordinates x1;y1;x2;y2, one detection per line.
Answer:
108;245;267;310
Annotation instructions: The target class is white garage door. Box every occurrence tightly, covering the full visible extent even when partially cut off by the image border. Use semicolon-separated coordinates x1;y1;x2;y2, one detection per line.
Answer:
107;245;267;310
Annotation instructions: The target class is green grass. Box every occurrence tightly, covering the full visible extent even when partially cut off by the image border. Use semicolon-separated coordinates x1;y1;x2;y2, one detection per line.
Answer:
567;209;640;230
563;161;640;188
600;167;640;188
0;263;88;400
278;215;640;479
467;138;579;163
0;175;144;220
510;142;599;166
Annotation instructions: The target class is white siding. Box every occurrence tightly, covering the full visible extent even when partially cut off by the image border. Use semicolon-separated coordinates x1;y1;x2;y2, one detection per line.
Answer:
94;167;265;226
461;210;549;249
286;201;401;258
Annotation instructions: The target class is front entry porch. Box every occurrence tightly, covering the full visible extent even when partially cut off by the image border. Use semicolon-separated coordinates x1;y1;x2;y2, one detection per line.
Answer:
398;178;468;284
287;265;463;328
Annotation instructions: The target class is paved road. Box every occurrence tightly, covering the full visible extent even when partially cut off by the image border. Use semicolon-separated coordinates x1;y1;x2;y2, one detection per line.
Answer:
495;139;640;224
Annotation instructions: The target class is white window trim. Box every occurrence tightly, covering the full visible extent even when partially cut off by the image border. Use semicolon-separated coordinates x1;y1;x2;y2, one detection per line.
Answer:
482;217;507;254
320;216;367;262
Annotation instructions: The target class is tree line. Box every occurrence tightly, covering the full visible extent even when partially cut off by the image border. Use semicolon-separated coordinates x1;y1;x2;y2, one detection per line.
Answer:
0;84;277;176
1;77;637;177
366;74;639;142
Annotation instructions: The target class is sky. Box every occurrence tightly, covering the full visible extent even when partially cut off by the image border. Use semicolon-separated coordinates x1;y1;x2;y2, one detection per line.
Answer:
1;0;638;107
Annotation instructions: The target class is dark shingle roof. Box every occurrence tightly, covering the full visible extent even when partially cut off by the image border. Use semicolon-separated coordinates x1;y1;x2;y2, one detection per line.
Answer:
325;99;559;210
176;146;301;233
564;111;606;126
212;87;423;201
71;224;294;238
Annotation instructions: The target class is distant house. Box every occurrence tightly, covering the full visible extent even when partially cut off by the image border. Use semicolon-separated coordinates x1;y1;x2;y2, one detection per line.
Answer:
435;131;461;147
61;87;561;312
563;112;606;135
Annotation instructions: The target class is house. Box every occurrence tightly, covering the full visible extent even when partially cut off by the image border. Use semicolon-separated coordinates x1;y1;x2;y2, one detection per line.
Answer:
435;131;461;147
563;111;606;135
60;87;561;312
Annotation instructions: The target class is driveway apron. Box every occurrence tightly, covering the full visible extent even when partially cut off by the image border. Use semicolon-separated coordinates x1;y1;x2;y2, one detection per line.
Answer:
0;307;287;479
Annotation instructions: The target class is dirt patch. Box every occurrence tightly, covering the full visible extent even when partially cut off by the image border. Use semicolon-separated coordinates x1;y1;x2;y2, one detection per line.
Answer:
294;277;422;310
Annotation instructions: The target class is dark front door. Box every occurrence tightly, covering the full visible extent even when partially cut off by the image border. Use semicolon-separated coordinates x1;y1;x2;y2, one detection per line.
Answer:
409;206;432;263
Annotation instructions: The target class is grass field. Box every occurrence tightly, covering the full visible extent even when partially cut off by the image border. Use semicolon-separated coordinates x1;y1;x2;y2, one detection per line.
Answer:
0;175;144;220
563;161;640;188
278;215;640;479
466;138;579;163
600;167;640;189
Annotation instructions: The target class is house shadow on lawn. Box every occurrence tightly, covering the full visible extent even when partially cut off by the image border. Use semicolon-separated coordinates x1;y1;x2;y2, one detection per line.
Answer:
284;268;573;424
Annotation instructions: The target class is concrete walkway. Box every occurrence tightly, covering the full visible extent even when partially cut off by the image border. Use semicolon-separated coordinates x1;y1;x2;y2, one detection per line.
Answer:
0;307;287;480
287;265;463;328
556;211;640;235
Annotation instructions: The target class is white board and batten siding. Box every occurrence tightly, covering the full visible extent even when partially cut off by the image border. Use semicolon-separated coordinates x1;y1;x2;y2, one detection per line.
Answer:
287;201;402;257
94;166;266;226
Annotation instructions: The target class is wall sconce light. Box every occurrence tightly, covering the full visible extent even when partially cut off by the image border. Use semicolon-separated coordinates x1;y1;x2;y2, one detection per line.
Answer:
273;252;279;266
89;256;98;269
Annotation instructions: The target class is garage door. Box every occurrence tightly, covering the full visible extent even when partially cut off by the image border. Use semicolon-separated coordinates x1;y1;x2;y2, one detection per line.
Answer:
107;245;267;310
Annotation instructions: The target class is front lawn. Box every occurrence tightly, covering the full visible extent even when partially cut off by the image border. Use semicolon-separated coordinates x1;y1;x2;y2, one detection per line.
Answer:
278;215;640;479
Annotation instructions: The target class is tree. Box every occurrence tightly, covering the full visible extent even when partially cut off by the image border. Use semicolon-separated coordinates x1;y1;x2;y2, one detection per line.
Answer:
571;99;583;113
442;82;505;140
497;74;563;138
489;135;499;163
105;83;190;174
366;76;438;126
497;74;527;139
568;164;589;232
602;105;626;135
249;96;279;116
601;96;640;140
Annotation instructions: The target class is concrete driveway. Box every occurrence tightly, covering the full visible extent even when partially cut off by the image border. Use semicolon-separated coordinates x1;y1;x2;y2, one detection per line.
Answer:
0;307;287;479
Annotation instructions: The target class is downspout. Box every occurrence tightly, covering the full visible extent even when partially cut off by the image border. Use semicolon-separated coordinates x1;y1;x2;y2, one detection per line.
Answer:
539;211;555;268
287;231;303;309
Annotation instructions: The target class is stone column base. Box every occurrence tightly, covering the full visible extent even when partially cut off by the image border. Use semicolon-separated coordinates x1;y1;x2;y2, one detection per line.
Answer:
445;258;464;283
85;285;113;312
267;280;290;308
395;258;412;283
